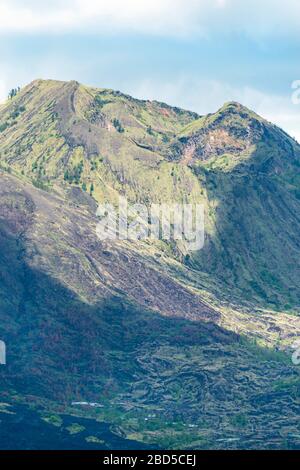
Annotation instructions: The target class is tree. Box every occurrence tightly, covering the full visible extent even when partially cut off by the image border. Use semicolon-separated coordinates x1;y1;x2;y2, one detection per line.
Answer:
8;87;20;100
113;118;124;133
147;126;154;135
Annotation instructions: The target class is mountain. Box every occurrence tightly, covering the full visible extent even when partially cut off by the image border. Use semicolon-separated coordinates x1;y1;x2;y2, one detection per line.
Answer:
0;80;299;450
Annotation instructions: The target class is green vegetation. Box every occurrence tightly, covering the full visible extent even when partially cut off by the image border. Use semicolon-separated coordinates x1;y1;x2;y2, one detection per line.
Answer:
64;161;84;184
0;79;299;312
8;87;21;100
0;104;26;133
112;118;124;133
32;177;50;191
42;415;63;427
0;79;300;450
66;423;85;435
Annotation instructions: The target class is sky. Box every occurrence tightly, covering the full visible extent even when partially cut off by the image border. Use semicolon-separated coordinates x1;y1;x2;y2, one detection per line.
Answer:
0;0;300;140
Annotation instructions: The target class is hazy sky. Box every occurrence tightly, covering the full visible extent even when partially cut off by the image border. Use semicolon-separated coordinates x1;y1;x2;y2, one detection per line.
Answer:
0;0;300;139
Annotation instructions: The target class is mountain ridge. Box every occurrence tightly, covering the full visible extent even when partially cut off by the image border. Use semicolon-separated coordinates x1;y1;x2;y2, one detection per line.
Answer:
1;78;299;311
0;79;300;449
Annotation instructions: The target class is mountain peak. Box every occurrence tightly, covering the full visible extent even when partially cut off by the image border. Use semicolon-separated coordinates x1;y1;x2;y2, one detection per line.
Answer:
1;78;299;179
222;100;246;110
217;100;263;121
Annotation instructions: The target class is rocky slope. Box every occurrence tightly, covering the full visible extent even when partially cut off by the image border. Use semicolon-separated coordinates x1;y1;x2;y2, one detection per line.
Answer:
0;80;299;449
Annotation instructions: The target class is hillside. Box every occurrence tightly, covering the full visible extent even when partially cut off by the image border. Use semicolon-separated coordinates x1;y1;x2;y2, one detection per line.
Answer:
0;80;299;449
1;80;300;311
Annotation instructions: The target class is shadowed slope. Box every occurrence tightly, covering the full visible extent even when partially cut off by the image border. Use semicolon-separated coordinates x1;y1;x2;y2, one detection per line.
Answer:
0;190;299;449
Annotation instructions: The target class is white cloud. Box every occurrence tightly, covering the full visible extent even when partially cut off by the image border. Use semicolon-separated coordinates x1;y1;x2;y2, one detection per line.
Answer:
0;0;300;38
0;0;219;36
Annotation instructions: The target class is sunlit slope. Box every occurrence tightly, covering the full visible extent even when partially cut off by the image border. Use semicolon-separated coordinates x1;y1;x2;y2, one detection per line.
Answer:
1;80;300;311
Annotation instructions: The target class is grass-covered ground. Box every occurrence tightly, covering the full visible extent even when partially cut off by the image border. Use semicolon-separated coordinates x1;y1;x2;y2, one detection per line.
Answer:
0;80;300;449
